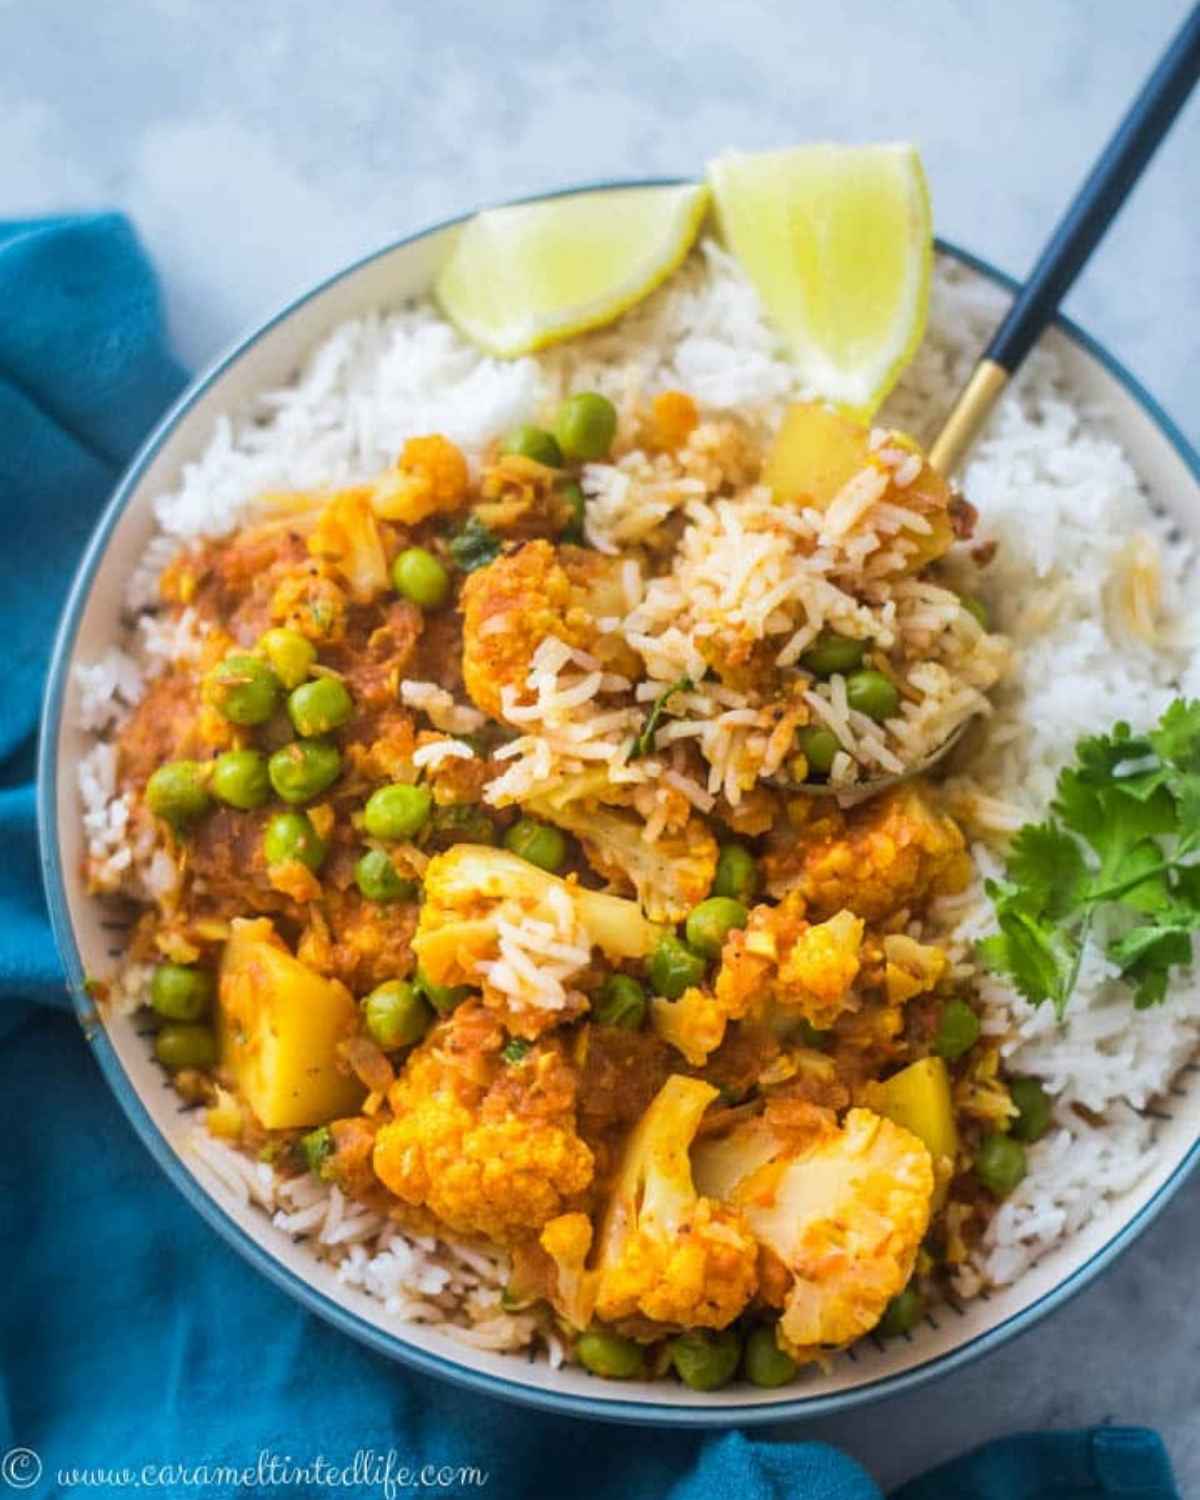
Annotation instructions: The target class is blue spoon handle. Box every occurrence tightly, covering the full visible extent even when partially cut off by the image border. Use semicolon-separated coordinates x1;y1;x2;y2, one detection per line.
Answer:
930;2;1200;474
988;2;1200;372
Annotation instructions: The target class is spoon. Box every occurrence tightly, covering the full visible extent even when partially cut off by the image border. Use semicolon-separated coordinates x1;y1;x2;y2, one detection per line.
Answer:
775;4;1200;801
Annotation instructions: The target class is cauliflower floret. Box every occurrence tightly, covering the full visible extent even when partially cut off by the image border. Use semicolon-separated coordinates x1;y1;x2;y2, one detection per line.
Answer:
306;488;390;602
538;1211;597;1329
588;1075;759;1330
693;1107;933;1364
372;434;470;524
415;844;661;986
460;540;638;722
765;784;970;920
527;800;717;924
651;899;863;1066
372;1018;593;1244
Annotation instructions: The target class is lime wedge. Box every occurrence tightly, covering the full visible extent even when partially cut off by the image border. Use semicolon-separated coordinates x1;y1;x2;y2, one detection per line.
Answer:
709;144;932;416
435;184;711;358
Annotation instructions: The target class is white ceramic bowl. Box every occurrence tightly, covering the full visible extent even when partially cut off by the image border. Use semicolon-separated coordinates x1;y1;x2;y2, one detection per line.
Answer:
38;182;1200;1426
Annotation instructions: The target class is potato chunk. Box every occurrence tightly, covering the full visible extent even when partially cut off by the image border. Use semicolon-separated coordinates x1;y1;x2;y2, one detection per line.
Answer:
764;401;957;573
866;1055;958;1207
218;917;364;1129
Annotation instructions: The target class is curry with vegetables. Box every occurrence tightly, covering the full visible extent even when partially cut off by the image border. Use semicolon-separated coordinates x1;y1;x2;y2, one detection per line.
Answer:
96;388;1050;1388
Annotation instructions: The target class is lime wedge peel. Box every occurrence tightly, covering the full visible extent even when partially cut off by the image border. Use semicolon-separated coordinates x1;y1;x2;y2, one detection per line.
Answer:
709;143;932;417
434;183;711;359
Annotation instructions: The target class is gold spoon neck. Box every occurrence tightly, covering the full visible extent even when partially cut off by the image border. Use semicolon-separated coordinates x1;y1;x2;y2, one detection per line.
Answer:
928;358;1010;479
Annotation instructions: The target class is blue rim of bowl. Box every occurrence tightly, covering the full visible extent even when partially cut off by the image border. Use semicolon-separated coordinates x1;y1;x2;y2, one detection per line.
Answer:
37;178;1200;1428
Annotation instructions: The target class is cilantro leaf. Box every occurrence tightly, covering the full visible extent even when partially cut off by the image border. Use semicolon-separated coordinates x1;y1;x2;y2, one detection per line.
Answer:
1004;822;1088;922
1108;926;1195;1010
978;879;1084;1019
1149;697;1200;856
630;675;692;759
980;698;1200;1020
448;515;502;573
1148;697;1200;773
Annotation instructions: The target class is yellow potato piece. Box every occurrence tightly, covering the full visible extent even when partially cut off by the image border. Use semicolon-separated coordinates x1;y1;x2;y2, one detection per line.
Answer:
764;402;955;573
764;402;874;510
871;1055;958;1207
218;917;364;1129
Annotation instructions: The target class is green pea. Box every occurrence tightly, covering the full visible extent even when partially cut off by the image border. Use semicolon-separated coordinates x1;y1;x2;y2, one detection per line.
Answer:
712;842;760;904
263;810;327;871
204;653;282;725
576;1330;645;1380
685;897;748;959
554;391;617;461
960;594;990;630
504;817;568;873
154;1023;217;1071
300;1125;333;1177
414;968;473;1015
364;980;433;1050
145;760;212;829
744;1325;797;1388
1010;1077;1053;1143
648;933;709;999
287;676;353;737
799;632;867;677
502;1038;530;1064
934;998;981;1061
354;848;419;903
150;963;214;1022
363;783;432;840
500;424;563;467
392;546;452;609
210;749;271;810
668;1329;741;1391
429;803;498;849
258;627;317;689
794;726;841;777
594;975;646;1029
975;1133;1028;1196
268;740;342;803
559;480;587;543
880;1285;924;1338
846;669;900;722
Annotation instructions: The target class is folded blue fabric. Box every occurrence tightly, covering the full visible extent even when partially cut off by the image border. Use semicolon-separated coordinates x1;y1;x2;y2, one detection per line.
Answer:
0;214;1180;1500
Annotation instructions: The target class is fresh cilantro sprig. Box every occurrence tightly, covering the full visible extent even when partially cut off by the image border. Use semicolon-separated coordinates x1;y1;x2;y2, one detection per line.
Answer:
979;699;1200;1017
629;675;693;759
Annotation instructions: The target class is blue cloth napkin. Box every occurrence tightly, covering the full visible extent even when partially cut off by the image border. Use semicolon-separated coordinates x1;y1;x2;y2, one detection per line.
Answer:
0;214;1181;1500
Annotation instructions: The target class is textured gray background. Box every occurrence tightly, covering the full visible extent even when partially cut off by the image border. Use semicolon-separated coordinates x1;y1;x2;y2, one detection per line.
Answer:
4;0;1199;1489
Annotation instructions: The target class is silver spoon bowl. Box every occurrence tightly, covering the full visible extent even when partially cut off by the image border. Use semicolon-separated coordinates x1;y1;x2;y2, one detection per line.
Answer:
766;718;974;805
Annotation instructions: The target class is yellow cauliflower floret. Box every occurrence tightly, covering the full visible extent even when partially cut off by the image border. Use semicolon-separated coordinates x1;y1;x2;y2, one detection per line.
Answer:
372;434;470;524
652;899;863;1066
306;488;390;602
538;1211;597;1329
414;844;661;993
766;783;971;920
373;1037;593;1244
527;801;718;925
649;985;728;1069
269;567;348;643
460;540;638;723
694;1107;933;1364
590;1076;758;1331
883;933;949;1005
